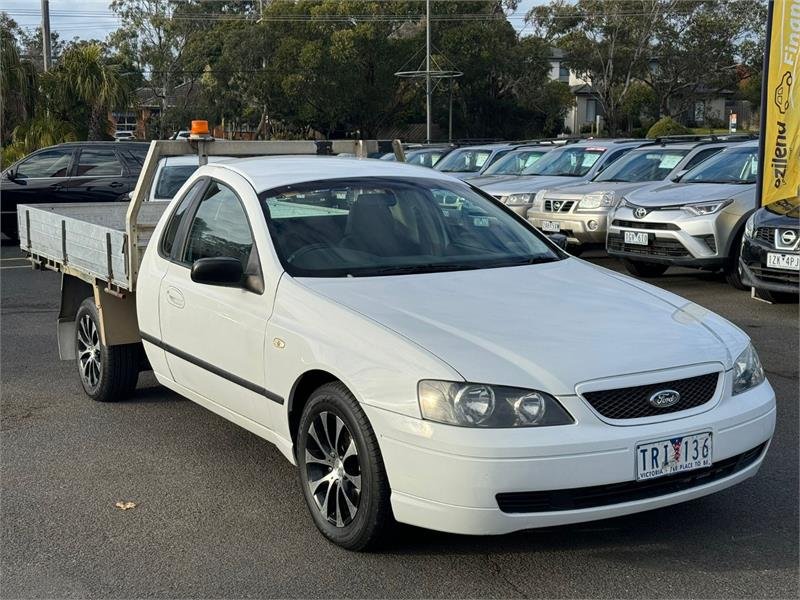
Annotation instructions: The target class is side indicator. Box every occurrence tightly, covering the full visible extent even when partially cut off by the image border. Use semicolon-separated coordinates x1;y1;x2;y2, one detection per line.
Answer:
273;338;286;349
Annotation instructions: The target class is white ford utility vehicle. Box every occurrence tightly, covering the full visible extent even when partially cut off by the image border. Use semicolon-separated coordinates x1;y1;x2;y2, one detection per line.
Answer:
19;138;775;551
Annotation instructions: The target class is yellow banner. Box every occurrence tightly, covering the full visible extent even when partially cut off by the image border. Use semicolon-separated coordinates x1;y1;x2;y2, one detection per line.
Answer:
762;0;800;212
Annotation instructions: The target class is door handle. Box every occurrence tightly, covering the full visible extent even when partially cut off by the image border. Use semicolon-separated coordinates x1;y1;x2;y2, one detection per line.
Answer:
165;286;185;309
110;181;124;188
49;183;63;191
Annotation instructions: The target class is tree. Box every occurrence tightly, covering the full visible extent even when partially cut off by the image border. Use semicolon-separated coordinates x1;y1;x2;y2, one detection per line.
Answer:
1;14;39;147
48;44;131;140
530;0;678;136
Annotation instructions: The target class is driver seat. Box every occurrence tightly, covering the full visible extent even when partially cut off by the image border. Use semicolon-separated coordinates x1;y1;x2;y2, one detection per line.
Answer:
341;193;418;257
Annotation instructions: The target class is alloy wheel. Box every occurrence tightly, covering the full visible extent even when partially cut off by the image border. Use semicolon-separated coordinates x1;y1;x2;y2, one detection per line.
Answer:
304;411;362;527
77;314;101;389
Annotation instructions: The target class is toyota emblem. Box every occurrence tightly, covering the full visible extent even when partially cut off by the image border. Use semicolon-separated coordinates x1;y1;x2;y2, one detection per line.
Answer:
634;207;648;219
780;229;798;246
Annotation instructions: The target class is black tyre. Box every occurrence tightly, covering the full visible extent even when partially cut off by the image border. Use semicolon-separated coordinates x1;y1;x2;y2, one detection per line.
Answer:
75;298;139;402
567;245;584;257
757;289;799;304
622;258;669;278
724;233;748;290
296;382;392;551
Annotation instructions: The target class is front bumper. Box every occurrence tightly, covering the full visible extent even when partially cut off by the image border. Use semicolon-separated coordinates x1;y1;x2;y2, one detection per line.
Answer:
365;375;775;535
606;206;737;268
527;208;609;245
740;237;799;294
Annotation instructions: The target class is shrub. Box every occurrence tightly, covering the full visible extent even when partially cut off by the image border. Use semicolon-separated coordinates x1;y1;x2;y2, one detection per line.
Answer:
646;117;691;139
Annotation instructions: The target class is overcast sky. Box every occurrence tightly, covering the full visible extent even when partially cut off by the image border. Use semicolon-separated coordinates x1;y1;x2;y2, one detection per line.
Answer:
4;0;545;41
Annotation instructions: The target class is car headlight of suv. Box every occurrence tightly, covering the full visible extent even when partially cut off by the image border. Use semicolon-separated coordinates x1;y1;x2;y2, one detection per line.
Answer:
744;213;756;238
532;189;547;209
682;199;732;216
732;343;765;395
418;380;574;427
503;193;533;206
578;190;616;211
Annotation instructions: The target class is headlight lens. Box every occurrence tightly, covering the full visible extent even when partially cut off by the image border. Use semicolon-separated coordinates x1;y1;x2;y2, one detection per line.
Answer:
682;199;732;216
732;343;765;395
503;193;532;206
532;189;547;209
744;213;756;238
578;191;616;210
418;380;574;427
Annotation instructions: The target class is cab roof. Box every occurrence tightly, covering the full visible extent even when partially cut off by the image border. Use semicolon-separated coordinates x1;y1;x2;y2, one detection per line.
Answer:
212;155;458;193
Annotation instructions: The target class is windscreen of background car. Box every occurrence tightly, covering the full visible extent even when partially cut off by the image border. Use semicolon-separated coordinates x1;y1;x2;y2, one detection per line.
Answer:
595;149;689;183
521;147;605;177
406;150;446;168
259;177;562;277
154;165;200;200
681;147;759;184
482;150;549;176
435;149;493;172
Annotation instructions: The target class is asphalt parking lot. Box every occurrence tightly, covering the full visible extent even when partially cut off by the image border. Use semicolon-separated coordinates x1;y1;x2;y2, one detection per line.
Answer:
1;245;797;599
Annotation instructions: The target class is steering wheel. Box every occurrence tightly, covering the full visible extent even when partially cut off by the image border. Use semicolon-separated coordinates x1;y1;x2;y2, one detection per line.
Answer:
287;243;335;264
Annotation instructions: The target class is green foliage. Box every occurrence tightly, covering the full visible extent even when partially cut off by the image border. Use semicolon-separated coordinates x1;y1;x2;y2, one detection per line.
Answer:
2;114;77;168
646;117;691;138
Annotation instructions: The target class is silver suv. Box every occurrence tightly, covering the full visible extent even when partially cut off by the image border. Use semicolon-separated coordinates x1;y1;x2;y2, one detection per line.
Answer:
478;140;650;216
606;141;759;289
525;140;743;252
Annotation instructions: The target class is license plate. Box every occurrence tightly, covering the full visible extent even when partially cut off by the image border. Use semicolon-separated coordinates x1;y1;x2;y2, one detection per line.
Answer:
541;220;561;232
636;432;712;481
624;231;649;245
766;252;800;271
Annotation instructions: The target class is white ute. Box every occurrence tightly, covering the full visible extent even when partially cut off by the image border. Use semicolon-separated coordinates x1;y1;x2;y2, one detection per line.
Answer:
19;138;776;551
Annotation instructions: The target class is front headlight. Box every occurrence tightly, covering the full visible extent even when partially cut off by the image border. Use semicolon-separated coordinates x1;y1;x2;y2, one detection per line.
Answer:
732;343;765;395
418;380;574;427
744;213;756;238
578;190;616;211
532;189;547;209
682;199;732;216
503;193;532;206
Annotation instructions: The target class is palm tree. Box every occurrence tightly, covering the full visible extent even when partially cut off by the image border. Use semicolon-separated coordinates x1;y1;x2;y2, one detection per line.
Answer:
55;44;131;140
1;27;38;146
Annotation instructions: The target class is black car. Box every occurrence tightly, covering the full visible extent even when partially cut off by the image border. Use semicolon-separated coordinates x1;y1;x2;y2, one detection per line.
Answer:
1;142;149;241
740;203;800;302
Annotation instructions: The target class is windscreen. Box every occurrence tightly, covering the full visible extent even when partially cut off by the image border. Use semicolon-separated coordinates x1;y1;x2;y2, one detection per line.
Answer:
595;148;689;183
483;150;549;176
682;147;759;184
522;147;605;177
259;177;563;277
406;149;446;168
435;149;493;173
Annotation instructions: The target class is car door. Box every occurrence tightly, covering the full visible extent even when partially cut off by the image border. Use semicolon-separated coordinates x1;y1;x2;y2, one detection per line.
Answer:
158;176;277;427
0;147;75;240
63;146;131;203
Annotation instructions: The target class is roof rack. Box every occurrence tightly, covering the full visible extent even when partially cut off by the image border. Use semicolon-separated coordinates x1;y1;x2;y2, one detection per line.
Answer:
652;133;758;144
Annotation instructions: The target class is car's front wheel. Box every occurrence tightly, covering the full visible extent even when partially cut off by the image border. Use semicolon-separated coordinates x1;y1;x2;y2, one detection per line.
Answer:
724;234;748;290
622;258;669;277
296;382;392;551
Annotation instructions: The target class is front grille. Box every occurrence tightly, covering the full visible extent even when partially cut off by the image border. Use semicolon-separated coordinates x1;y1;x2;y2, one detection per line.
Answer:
582;372;719;420
749;265;800;286
698;234;717;253
756;227;774;244
544;199;575;212
612;220;679;231
607;233;690;257
495;443;766;513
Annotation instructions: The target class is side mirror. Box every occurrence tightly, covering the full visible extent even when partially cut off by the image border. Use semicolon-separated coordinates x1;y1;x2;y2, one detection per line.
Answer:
5;168;17;181
548;233;569;250
672;169;688;182
190;257;244;286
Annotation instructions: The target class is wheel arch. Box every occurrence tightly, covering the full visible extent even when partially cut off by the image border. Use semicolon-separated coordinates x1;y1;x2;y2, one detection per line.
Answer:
287;369;341;447
722;209;755;260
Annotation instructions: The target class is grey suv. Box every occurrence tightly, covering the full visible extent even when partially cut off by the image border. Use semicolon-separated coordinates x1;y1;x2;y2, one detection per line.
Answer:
478;140;650;216
607;141;759;289
525;140;744;252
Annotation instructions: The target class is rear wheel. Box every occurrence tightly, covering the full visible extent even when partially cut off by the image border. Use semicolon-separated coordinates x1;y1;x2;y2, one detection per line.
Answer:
75;298;139;402
622;259;669;278
297;382;392;551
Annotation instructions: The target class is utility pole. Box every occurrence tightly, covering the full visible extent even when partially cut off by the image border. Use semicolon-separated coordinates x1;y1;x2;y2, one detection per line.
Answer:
41;0;51;71
425;0;432;143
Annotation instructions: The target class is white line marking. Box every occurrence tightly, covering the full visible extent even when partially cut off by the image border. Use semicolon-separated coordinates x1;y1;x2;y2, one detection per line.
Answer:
0;265;30;270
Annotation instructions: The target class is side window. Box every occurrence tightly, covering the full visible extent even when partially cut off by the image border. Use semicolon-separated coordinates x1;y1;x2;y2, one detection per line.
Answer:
75;149;123;176
161;180;206;258
183;182;254;268
15;149;73;178
683;148;722;171
597;149;631;173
